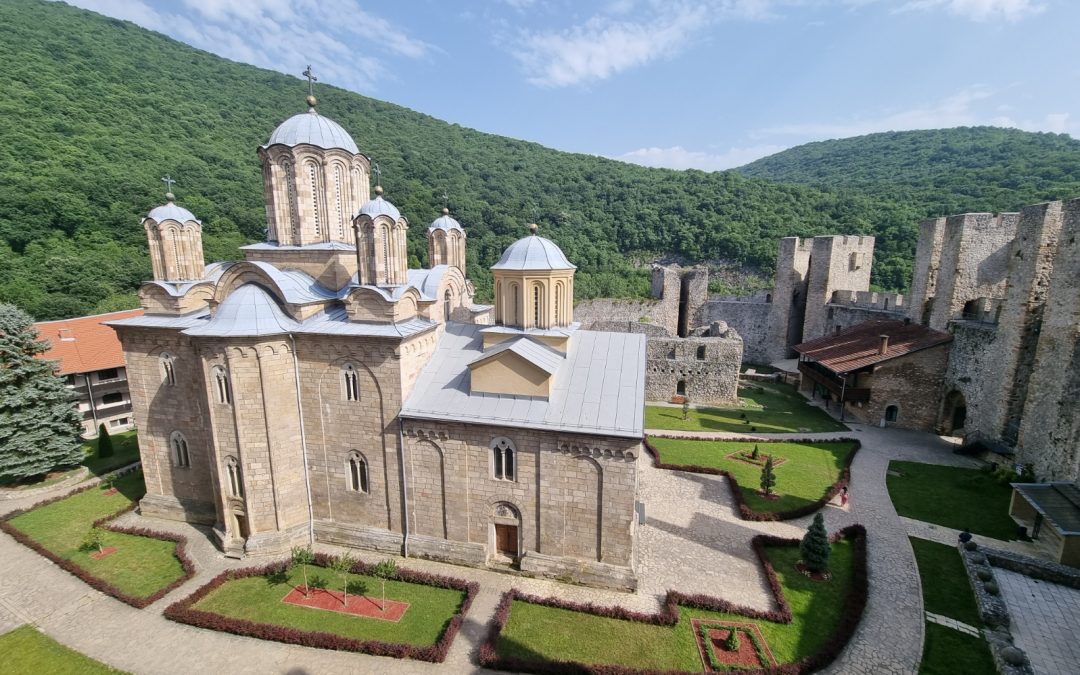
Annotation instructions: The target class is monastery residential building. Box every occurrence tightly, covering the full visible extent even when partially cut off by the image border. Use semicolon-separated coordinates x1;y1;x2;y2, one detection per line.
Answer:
109;92;647;590
35;309;144;438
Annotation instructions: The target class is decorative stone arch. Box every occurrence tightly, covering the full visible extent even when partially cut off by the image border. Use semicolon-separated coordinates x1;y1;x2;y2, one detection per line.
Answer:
327;158;350;240
209;364;232;405
211;263;292;308
490;436;517;481
317;355;383;405
169;430;190;468
159;351;176;386
489;500;522;561
410;439;448;539
346;450;369;493
570;454;604;562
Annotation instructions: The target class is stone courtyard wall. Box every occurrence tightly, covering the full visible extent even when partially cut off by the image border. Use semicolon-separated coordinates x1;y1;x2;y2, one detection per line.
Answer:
705;300;770;363
942;321;1000;437
644;328;743;405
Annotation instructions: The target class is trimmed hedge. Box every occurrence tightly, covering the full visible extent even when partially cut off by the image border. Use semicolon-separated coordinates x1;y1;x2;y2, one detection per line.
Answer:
643;437;860;521
479;525;868;675
164;555;479;662
0;475;196;609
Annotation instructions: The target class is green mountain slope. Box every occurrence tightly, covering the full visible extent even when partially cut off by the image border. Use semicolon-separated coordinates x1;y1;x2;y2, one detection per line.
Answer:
738;127;1080;215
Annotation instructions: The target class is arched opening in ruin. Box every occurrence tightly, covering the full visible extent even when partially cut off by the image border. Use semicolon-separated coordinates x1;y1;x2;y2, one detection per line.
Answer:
883;297;890;310
765;293;772;303
941;390;968;435
696;345;706;360
884;405;899;424
677;274;691;338
962;299;979;320
676;379;686;396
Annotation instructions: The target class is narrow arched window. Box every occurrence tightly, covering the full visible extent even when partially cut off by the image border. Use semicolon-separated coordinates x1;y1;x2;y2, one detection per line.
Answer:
492;437;516;481
533;285;541;328
283;161;299;242
696;345;706;360
444;289;452;322
307;162;322;239
348;451;369;493
333;164;346;239
211;365;231;405
343;363;359;401
225;456;243;497
170;431;190;468
382;225;391;283
161;353;176;386
511;284;520;325
554;284;561;324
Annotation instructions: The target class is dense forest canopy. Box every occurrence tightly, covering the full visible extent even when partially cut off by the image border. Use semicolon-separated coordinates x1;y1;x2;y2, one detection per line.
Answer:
2;2;1079;320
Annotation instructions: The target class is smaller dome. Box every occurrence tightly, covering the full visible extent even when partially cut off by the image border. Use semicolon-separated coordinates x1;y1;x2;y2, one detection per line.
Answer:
491;234;576;271
184;283;299;337
146;201;199;223
358;195;401;221
429;212;463;233
265;109;359;154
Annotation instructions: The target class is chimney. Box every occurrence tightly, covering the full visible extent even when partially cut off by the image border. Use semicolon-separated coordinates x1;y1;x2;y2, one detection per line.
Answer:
58;328;75;342
878;335;890;355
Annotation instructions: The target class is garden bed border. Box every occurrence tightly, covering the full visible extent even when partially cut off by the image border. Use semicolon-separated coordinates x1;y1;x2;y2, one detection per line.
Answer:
0;467;195;609
478;524;868;675
644;437;860;521
163;554;478;663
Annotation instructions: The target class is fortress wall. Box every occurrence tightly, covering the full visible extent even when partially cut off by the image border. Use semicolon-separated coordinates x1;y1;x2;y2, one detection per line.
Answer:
574;298;668;331
831;289;905;312
802;235;875;343
908;217;947;324
942;321;1000;437
823;304;907;336
645;332;743;405
705;300;771;363
766;237;813;362
928;213;1018;331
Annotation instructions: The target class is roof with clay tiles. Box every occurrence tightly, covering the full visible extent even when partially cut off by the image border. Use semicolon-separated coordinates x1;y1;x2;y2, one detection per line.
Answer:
34;309;144;376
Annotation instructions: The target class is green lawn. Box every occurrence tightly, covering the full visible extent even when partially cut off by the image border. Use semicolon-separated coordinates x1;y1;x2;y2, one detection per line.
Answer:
0;625;126;674
645;381;846;433
498;540;855;670
6;472;187;599
887;461;1019;540
193;566;467;646
82;431;141;476
647;437;857;513
919;622;997;675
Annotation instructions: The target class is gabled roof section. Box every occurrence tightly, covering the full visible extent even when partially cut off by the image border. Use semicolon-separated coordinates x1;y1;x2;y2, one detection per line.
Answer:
468;337;564;376
794;319;952;374
34;309;144;375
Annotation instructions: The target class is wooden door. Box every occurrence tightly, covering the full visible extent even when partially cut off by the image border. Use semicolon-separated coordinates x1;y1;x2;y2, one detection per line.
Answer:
495;524;518;557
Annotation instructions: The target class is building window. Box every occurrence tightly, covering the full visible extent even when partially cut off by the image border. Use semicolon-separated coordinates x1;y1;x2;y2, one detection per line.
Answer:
382;226;391;284
554;284;562;324
110;417;130;428
696;345;706;360
101;392;123;405
533;285;541;328
343;364;360;401
765;293;772;303
211;365;232;405
676;380;687;396
171;431;190;468
491;437;516;481
284;161;299;241
511;284;520;325
307;162;322;239
884;405;899;423
161;353;176;386
849;252;861;271
347;451;369;493
225;456;243;498
444;289;452;322
97;368;119;381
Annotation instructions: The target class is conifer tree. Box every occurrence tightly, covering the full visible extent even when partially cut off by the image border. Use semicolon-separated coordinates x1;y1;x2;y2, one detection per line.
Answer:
96;423;113;458
0;303;82;482
800;513;831;573
760;455;776;495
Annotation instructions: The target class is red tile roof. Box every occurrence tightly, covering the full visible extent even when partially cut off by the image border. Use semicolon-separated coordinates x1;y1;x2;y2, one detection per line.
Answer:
794;319;952;374
33;309;144;376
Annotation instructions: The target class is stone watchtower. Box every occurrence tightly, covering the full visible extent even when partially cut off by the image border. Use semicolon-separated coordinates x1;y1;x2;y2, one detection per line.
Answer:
143;193;205;283
490;224;576;331
428;208;466;271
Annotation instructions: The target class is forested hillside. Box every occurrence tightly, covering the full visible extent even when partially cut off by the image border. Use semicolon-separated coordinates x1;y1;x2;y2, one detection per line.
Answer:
738;128;1080;215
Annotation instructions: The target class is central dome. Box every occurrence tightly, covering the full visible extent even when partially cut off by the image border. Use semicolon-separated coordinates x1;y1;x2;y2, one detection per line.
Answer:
491;234;575;271
265;109;359;154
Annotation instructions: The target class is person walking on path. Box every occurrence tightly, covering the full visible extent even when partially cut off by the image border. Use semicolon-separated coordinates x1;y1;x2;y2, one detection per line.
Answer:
839;486;849;508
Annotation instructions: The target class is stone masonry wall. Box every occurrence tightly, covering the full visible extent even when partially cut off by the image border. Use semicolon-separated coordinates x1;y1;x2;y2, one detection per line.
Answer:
802;235;875;344
942;322;999;436
908;217;946;324
705;300;770;363
845;344;950;431
765;237;813;361
823;304;907;337
644;327;743;404
928;213;1018;331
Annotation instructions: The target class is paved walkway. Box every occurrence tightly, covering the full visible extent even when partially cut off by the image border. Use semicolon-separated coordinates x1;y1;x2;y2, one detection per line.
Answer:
0;421;986;674
995;568;1080;675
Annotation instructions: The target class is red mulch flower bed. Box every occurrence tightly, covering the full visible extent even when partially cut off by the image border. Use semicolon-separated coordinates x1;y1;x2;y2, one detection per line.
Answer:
90;546;118;560
692;619;778;671
102;488;119;496
282;587;409;622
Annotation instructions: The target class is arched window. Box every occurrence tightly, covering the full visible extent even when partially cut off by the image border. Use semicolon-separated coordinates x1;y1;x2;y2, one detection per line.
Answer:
849;252;861;271
225;456;243;498
347;451;369;493
491;437;516;481
382;226;391;283
533;285;541;328
307;162;322;239
283;161;299;242
511;284;520;325
170;431;190;468
211;365;231;405
884;405;899;423
444;289;452;322
696;345;706;360
554;283;563;324
343;364;360;401
160;353;176;386
332;164;346;239
676;380;686;396
765;293;772;303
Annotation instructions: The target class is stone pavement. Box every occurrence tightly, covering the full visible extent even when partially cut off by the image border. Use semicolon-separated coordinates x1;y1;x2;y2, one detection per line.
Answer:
924;611;980;637
0;421;989;674
994;568;1080;675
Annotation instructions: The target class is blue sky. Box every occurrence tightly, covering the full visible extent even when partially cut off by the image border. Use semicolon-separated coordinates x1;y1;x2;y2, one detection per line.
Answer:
68;0;1077;170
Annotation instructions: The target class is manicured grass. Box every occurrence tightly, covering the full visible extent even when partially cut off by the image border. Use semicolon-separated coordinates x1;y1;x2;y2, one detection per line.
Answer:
6;472;186;599
648;437;857;513
645;381;846;433
910;538;983;627
82;431;140;476
887;461;1019;540
498;540;855;670
193;567;467;646
919;621;997;675
0;625;125;674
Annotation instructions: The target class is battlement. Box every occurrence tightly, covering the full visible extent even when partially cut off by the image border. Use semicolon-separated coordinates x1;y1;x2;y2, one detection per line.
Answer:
954;297;1002;324
830;290;905;311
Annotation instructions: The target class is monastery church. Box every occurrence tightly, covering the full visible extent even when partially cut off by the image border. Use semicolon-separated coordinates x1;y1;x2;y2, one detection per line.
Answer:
110;90;647;590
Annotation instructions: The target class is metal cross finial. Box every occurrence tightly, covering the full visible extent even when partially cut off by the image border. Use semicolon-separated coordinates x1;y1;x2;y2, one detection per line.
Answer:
442;191;449;207
302;65;318;97
162;175;176;196
372;163;382;186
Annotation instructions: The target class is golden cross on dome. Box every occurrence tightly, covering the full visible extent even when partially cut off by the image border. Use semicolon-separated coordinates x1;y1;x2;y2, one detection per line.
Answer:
301;65;318;97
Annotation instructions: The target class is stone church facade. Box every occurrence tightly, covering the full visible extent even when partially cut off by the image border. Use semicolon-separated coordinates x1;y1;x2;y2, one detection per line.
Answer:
110;95;646;590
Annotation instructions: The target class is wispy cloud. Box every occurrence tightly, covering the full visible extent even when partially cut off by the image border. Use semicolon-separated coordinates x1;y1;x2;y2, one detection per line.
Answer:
615;143;788;171
68;0;434;93
895;0;1044;21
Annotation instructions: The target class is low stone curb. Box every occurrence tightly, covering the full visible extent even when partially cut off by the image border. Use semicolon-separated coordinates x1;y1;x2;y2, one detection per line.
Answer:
958;542;1034;675
0;467;89;501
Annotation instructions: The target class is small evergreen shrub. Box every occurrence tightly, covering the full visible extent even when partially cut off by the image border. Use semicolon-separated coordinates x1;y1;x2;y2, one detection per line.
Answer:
760;456;776;496
800;513;831;573
97;424;114;458
724;628;740;652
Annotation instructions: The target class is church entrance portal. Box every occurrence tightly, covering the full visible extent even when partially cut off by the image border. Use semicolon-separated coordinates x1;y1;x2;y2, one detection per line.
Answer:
495;524;518;557
491;502;521;563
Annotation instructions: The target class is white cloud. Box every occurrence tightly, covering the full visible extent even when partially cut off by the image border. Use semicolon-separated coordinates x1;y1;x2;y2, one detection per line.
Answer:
615;143;788;171
66;0;433;93
896;0;1044;21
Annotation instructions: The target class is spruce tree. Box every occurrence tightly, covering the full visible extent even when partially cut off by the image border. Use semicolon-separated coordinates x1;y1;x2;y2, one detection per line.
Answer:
0;304;83;482
760;455;776;495
800;513;831;573
96;423;114;458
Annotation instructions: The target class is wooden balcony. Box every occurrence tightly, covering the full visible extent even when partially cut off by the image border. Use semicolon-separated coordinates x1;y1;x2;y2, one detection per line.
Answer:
799;362;871;403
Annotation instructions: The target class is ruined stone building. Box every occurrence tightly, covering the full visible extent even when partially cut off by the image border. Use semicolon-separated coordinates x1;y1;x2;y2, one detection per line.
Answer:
108;94;646;590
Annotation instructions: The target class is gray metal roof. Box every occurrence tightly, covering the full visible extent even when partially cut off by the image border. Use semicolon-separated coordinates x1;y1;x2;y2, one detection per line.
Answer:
264;109;359;154
107;309;210;330
183;283;300;337
429;213;463;233
406;266;449;301
245;262;343;303
401;323;646;438
298;307;436;338
480;323;581;339
1012;482;1080;536
468;336;564;376
144;202;200;224
358;195;401;220
242;241;356;252
145;262;232;297
491;234;576;271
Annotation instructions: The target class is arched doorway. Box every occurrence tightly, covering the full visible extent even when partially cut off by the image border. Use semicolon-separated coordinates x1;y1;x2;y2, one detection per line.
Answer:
884;404;899;425
941;390;967;435
490;502;521;563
